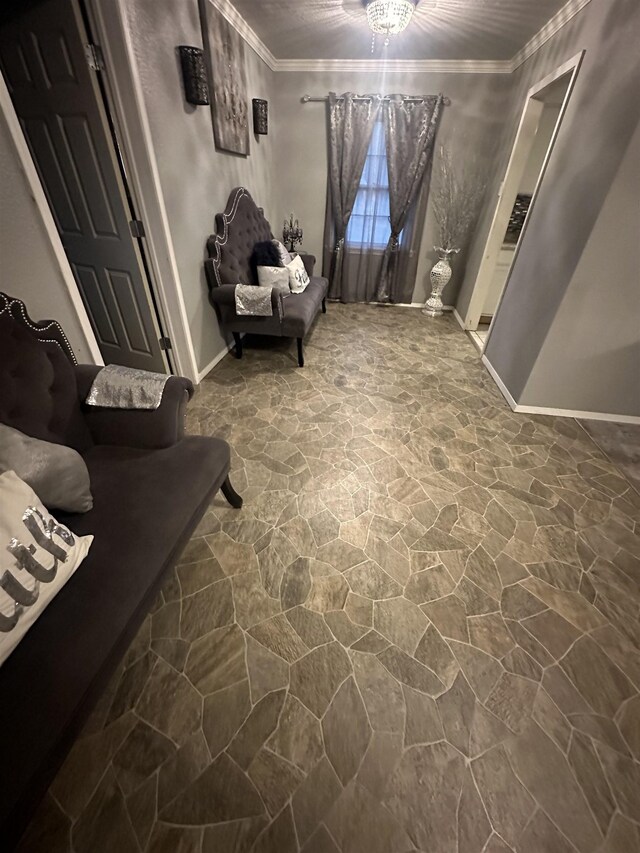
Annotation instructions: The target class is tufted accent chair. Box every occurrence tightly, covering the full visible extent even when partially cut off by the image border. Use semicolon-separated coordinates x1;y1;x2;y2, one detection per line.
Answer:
206;188;273;287
205;187;329;367
0;293;244;847
0;295;92;451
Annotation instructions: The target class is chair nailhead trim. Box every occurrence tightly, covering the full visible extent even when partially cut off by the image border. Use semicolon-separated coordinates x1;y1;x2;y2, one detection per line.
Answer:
0;293;77;365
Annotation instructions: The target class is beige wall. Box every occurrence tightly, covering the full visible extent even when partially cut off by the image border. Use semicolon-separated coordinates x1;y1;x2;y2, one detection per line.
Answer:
0;109;98;363
123;0;276;374
271;69;512;305
482;0;640;417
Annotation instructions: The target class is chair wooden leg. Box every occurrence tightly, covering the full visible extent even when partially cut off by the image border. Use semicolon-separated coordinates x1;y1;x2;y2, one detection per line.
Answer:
233;333;242;359
297;337;304;367
221;476;243;508
322;297;327;314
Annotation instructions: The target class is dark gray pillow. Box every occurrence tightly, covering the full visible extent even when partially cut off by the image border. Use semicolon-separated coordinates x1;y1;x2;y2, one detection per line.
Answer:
0;424;93;513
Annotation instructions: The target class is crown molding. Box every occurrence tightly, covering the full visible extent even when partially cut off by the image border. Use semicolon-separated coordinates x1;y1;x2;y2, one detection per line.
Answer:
273;58;512;74
212;0;594;76
510;0;593;71
208;0;277;70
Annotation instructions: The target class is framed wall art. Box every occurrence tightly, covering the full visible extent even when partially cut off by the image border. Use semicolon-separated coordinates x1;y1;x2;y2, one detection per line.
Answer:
199;0;249;156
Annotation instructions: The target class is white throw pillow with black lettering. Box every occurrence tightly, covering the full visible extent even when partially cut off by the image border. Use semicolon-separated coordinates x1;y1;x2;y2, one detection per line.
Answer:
285;255;310;293
257;265;291;294
0;470;93;665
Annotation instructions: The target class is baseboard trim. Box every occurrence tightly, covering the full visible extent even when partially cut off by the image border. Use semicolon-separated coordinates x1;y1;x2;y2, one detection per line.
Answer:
196;338;237;383
327;300;453;310
453;308;467;330
513;406;640;425
410;303;454;311
399;303;454;310
481;355;518;409
481;355;640;423
468;331;485;354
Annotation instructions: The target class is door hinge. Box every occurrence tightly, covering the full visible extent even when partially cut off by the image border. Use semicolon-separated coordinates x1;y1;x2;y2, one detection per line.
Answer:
129;219;146;238
85;43;105;71
159;337;172;351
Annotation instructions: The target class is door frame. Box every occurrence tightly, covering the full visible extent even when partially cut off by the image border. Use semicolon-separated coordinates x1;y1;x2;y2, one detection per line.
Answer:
0;72;103;364
461;51;585;336
85;0;199;381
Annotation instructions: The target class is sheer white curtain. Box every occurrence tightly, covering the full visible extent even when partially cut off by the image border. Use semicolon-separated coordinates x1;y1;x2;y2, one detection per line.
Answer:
338;120;393;303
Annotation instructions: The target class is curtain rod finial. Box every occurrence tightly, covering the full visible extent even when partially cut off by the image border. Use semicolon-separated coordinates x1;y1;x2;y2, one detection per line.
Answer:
301;94;310;103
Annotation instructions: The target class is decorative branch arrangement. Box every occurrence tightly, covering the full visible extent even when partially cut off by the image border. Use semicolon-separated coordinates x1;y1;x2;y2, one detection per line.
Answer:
431;144;487;251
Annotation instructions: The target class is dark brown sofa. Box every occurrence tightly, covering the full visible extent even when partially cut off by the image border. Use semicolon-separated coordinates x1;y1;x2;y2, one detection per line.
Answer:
0;293;241;848
205;187;328;367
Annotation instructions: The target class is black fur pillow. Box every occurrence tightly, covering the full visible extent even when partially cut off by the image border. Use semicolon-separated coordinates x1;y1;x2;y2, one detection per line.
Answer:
251;240;281;272
249;241;282;284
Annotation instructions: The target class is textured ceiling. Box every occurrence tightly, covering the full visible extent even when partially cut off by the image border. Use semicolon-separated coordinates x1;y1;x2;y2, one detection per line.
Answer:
229;0;569;61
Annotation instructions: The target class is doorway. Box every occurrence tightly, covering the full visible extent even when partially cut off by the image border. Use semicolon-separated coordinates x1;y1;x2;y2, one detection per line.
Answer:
0;0;170;372
463;53;584;349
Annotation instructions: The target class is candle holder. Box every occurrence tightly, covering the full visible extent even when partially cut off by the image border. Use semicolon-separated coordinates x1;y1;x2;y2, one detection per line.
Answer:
178;46;209;106
283;214;303;253
252;99;268;135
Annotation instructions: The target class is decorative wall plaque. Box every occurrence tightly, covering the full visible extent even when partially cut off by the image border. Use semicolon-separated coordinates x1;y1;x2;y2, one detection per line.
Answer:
199;0;249;156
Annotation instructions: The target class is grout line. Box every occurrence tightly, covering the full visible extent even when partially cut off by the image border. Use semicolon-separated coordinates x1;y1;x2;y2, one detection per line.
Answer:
575;420;640;500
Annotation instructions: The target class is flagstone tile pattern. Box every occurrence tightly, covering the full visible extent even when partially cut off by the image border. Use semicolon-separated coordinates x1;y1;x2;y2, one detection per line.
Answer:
19;306;640;853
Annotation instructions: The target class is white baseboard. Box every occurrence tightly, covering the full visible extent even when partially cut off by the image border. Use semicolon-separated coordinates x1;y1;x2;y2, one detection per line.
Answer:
196;338;236;383
481;355;518;409
468;331;485;354
513;406;640;424
453;308;467;330
328;299;453;311
407;303;454;311
481;355;640;424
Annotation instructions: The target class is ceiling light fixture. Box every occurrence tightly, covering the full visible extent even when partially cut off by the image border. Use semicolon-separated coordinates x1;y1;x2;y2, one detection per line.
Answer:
366;0;416;47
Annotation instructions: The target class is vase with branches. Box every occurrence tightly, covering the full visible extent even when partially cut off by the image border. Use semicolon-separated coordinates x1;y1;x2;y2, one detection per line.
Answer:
423;144;486;317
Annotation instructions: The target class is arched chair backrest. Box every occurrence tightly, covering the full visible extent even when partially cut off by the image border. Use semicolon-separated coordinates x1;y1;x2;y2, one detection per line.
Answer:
0;292;92;451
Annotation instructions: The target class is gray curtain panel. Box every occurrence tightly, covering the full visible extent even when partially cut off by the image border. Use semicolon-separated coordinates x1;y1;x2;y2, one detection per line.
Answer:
327;92;382;299
376;94;444;303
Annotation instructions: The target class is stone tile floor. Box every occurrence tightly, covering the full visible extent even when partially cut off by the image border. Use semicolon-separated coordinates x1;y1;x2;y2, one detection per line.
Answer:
581;420;640;495
19;305;640;853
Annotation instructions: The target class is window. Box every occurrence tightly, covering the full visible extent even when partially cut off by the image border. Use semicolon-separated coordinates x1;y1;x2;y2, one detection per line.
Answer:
346;120;395;249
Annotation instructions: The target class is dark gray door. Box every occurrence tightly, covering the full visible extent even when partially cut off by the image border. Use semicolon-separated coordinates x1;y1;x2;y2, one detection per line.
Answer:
0;0;167;372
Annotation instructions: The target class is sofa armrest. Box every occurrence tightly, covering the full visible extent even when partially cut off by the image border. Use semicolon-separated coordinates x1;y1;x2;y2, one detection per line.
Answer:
209;283;239;307
209;283;284;315
295;253;316;276
75;365;194;449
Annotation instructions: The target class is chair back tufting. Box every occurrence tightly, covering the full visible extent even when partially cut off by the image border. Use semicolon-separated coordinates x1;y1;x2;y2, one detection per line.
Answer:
0;292;92;451
205;187;274;291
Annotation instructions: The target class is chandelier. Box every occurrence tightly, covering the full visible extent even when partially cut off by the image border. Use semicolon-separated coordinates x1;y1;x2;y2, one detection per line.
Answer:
366;0;416;39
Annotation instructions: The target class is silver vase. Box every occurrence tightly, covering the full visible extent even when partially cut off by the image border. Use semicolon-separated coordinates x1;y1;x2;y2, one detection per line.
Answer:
423;247;459;317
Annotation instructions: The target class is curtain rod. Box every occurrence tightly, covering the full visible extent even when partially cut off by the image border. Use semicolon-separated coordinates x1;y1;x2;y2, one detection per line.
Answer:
302;94;452;106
